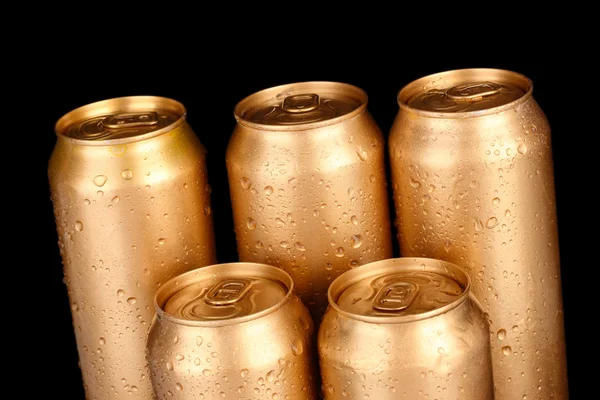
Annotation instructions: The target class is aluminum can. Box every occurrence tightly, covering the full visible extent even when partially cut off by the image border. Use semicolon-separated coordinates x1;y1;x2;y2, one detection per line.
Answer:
49;96;217;399
226;82;393;322
388;68;568;399
147;262;318;399
318;257;493;399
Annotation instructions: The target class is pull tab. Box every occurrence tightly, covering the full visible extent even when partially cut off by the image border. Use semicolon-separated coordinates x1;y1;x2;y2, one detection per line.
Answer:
282;93;320;113
102;112;159;129
204;279;252;306
445;82;501;102
372;281;419;312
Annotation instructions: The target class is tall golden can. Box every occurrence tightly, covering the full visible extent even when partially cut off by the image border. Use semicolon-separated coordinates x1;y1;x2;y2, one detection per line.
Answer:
147;262;319;399
318;257;494;399
388;69;568;398
227;82;393;322
49;96;217;399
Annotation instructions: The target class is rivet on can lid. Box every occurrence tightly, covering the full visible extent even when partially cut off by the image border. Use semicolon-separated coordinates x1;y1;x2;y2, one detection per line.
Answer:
282;94;320;113
204;279;252;306
372;281;419;312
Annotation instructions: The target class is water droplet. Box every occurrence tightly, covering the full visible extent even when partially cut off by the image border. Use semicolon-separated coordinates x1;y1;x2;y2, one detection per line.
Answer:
291;339;304;355
84;199;91;205
203;369;212;376
194;358;201;366
474;219;484;232
497;329;507;340
166;362;173;371
486;217;499;229
325;263;333;270
127;297;137;305
502;346;511;356
240;177;252;189
356;146;368;161
196;336;203;346
506;148;512;156
438;347;445;354
512;325;519;332
241;368;249;377
211;352;218;358
158;238;166;245
176;354;185;361
99;337;106;345
409;177;421;188
117;289;125;297
264;186;273;195
266;370;276;382
93;175;107;187
335;247;345;257
295;242;306;251
444;240;452;253
494;149;500;156
492;197;500;205
246;218;257;230
255;241;264;249
203;205;211;216
176;383;183;391
75;221;84;231
351;235;363;249
288;177;297;185
280;241;289;248
97;190;104;196
518;143;528;155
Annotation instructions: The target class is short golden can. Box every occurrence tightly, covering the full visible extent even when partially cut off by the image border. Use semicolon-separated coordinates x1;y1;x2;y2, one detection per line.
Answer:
388;69;568;399
49;96;217;399
147;262;319;399
318;257;494;399
226;82;393;322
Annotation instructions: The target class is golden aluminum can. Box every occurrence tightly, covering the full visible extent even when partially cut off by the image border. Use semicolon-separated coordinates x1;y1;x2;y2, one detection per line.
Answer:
318;257;493;399
147;262;318;399
227;82;393;322
388;69;568;399
49;96;217;399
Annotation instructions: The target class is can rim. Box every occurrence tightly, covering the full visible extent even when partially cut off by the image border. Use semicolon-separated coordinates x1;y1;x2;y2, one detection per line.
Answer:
397;68;534;119
233;81;368;131
327;257;471;323
154;262;294;327
54;95;187;146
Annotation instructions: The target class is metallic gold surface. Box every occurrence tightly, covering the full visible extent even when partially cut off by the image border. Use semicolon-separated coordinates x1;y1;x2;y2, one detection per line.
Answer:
319;257;493;399
389;68;568;399
49;96;217;400
227;82;393;322
147;263;318;399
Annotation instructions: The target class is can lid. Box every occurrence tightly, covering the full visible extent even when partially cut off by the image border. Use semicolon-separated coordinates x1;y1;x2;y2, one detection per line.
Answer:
155;263;293;326
234;81;367;130
55;96;186;144
398;68;532;116
329;258;470;323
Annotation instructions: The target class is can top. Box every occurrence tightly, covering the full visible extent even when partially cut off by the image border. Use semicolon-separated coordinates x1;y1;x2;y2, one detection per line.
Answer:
234;81;367;131
328;258;470;323
155;263;294;327
55;96;186;145
398;68;533;118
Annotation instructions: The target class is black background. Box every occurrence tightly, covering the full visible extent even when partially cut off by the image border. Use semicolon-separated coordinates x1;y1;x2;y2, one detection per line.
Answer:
33;55;585;398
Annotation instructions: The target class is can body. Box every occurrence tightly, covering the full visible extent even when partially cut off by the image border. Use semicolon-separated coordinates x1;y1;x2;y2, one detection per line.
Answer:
227;82;393;322
147;262;318;399
388;69;567;398
318;257;493;399
49;96;217;399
